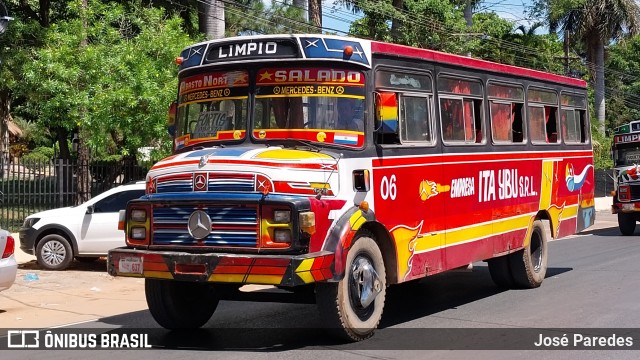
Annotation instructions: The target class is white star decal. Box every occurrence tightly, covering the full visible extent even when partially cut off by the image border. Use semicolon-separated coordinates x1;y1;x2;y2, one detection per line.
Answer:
305;39;319;48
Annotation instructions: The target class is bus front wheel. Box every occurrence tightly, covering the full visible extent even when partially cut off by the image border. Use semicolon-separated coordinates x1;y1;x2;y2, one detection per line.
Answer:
316;233;386;341
145;279;219;329
508;220;548;288
618;213;636;236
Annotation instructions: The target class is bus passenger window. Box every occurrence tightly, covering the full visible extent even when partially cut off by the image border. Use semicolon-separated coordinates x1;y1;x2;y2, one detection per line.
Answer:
528;106;546;143
441;98;466;142
401;96;431;142
490;101;512;142
512;103;524;142
527;88;559;144
561;93;588;144
546;107;558;143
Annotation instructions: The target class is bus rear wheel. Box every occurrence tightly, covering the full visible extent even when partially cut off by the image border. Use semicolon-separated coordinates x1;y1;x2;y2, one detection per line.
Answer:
487;255;514;288
145;279;219;329
316;233;386;341
508;220;548;288
618;213;636;236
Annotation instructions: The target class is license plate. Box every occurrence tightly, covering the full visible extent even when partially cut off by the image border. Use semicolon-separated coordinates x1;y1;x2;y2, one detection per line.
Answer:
118;256;143;274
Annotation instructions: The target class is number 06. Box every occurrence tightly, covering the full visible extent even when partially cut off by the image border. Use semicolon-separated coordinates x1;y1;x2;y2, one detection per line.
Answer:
380;175;397;200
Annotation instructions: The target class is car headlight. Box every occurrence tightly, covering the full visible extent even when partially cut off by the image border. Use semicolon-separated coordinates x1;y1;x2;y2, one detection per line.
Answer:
23;218;40;228
273;210;291;223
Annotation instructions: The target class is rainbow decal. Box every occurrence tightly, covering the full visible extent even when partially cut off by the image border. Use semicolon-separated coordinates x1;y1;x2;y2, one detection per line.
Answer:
377;92;398;133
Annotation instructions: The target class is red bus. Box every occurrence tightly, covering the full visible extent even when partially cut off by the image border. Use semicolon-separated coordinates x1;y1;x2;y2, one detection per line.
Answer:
108;34;595;341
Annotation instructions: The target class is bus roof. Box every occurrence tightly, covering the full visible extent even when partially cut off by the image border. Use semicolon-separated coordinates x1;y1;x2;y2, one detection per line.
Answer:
615;121;640;135
370;41;586;88
178;34;586;88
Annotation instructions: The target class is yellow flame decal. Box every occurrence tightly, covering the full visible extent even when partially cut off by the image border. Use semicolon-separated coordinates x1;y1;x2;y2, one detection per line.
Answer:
390;222;423;281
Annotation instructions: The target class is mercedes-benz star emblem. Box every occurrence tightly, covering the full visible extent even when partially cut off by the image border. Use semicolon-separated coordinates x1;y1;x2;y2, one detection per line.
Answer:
187;210;212;240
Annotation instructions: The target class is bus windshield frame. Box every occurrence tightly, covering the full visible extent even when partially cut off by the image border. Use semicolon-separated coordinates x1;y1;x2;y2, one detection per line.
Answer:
173;66;367;152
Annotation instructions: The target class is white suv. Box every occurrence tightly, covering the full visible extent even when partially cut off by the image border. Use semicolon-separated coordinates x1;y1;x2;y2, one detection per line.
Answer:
19;182;146;270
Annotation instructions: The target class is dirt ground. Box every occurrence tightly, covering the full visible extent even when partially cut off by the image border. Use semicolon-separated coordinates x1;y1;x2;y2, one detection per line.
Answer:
0;256;147;329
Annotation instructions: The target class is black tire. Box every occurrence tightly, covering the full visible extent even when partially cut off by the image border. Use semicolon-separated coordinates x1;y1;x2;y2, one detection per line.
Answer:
75;256;100;263
316;233;386;342
487;255;514;288
618;213;636;236
509;220;548;288
145;279;219;329
36;234;74;270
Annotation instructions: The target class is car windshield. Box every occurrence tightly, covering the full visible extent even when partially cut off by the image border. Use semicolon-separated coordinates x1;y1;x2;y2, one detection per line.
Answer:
614;142;640;167
174;70;249;151
253;67;365;148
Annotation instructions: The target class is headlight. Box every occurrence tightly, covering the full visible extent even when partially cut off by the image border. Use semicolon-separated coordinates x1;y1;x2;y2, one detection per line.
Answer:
23;218;40;228
130;227;146;240
131;209;147;222
273;210;291;223
273;229;291;243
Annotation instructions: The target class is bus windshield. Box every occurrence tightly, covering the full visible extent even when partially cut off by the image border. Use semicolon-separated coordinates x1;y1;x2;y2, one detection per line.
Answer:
614;142;640;167
174;70;249;150
253;67;365;148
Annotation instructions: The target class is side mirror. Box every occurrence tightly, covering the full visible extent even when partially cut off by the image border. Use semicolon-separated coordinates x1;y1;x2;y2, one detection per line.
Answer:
375;92;398;134
86;205;94;215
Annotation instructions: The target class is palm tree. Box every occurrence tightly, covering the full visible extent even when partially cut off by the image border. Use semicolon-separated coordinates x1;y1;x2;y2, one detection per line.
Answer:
557;0;640;134
309;0;321;27
199;0;225;39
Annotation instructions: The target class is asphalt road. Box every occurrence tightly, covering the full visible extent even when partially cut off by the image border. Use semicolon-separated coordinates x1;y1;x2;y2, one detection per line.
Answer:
3;210;640;359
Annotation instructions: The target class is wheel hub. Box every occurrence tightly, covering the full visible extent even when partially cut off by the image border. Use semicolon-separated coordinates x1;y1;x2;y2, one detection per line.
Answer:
42;241;66;266
351;256;382;308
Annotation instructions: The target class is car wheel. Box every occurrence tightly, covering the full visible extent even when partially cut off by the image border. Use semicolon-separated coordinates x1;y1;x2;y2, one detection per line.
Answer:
36;234;73;270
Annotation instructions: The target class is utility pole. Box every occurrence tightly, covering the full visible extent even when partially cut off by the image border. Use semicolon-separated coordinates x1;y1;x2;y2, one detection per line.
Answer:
554;29;580;77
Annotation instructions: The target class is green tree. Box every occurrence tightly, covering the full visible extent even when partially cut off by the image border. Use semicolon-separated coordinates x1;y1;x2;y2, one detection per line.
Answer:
17;1;192;163
605;36;640;129
550;0;640;134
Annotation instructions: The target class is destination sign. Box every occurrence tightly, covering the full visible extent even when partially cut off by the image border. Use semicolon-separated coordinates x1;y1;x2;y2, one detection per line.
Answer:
179;71;248;95
205;40;299;63
256;68;365;85
615;133;640;144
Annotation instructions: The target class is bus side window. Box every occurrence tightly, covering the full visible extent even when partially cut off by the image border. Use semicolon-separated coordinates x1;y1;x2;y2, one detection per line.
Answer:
473;99;483;143
401;96;432;143
512;103;524;142
546;106;558;143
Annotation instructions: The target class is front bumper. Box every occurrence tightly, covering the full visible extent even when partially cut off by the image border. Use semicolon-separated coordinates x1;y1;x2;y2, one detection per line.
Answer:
18;227;37;255
108;248;335;287
612;202;640;214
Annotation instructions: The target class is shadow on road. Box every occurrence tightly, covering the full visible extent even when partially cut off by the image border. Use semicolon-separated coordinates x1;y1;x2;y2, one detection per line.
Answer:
577;226;621;237
93;265;574;351
18;258;108;272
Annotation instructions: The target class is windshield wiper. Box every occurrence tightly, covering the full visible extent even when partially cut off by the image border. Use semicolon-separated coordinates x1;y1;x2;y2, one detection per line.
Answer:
272;138;321;152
